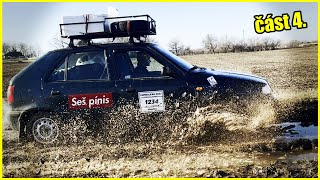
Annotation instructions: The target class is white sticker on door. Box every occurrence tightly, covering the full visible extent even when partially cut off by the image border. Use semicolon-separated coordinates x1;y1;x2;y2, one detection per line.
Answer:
138;90;165;113
207;76;218;87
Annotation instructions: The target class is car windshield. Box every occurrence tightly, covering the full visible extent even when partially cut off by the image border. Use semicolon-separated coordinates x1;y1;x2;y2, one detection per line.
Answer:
152;44;194;71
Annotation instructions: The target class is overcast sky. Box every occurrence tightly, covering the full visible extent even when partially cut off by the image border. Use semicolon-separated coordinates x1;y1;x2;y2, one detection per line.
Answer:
3;2;318;54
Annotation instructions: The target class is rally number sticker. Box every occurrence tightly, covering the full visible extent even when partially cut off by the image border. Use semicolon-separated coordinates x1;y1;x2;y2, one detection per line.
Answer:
138;90;165;113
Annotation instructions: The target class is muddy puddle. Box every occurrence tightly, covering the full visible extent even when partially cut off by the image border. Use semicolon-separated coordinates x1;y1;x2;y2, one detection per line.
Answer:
2;99;318;177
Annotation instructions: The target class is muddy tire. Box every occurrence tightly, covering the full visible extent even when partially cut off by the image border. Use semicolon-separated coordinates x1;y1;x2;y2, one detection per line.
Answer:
26;112;61;144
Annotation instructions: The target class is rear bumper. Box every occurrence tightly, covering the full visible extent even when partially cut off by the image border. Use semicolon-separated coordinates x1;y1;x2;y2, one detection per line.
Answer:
8;111;21;131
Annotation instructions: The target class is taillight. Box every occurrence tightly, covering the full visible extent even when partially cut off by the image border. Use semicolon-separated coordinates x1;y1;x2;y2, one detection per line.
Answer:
7;85;14;104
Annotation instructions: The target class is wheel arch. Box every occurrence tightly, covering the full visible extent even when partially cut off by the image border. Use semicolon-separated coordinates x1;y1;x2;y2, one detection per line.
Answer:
19;108;59;124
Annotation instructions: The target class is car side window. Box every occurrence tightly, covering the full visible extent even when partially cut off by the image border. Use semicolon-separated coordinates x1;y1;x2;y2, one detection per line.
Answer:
49;50;107;81
113;50;167;79
48;58;66;81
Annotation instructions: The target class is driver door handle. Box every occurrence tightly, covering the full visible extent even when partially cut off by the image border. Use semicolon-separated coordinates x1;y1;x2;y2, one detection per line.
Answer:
126;88;136;93
51;90;61;96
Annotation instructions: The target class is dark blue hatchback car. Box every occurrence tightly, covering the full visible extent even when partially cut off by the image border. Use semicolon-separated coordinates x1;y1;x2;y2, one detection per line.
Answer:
7;15;274;144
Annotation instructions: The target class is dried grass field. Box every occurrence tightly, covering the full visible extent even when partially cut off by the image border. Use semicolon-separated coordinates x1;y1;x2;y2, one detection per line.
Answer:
2;46;318;177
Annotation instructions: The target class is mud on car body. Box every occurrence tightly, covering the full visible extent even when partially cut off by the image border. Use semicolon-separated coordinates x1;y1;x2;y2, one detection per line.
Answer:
7;15;274;144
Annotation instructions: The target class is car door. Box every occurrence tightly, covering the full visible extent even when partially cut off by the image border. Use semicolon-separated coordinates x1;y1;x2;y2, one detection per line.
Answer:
109;46;189;113
41;47;116;113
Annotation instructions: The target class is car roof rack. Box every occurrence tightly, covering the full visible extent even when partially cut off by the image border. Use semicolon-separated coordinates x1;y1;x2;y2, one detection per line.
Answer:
59;14;156;47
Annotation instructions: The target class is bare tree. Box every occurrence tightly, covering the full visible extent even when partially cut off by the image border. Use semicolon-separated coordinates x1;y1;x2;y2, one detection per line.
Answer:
269;39;280;50
18;43;28;57
26;46;36;57
247;38;256;52
10;43;18;52
262;37;271;50
33;43;42;57
220;36;233;53
233;40;248;52
169;38;183;55
248;38;263;51
183;46;192;55
202;34;218;54
261;37;281;50
3;42;11;54
51;32;68;49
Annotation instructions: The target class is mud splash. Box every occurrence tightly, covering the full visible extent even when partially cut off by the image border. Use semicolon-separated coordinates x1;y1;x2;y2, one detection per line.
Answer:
2;100;11;130
179;101;276;144
1;98;296;145
54;99;278;146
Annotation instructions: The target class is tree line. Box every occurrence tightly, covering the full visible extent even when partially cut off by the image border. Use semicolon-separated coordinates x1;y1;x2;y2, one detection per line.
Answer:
168;34;307;56
3;35;313;60
3;42;39;58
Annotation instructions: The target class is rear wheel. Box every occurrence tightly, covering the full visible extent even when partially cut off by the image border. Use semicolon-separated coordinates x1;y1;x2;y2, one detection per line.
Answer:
32;117;59;144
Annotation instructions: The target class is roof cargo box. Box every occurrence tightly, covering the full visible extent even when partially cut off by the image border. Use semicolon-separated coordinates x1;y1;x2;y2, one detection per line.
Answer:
61;15;109;37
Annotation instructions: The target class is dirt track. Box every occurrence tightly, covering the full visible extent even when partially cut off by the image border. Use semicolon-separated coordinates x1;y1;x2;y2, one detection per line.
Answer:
2;130;318;177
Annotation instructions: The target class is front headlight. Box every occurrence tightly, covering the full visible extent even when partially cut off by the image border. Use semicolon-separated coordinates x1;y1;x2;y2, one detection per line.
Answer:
262;84;272;95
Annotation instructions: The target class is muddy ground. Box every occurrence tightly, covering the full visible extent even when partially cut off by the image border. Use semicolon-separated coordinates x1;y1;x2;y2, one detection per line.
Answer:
2;47;318;177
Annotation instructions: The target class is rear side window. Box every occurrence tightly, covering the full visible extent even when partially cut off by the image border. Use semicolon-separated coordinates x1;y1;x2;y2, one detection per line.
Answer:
48;59;66;81
49;50;108;81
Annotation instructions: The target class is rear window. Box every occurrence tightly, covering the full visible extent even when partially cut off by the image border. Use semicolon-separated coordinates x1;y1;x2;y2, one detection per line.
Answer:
48;50;107;81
